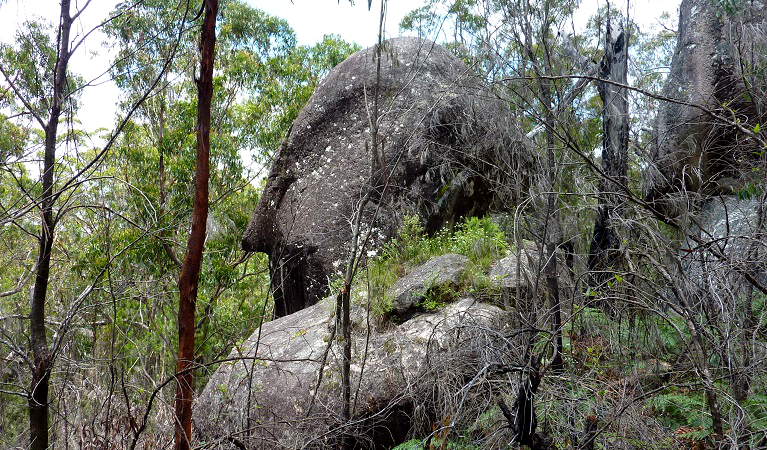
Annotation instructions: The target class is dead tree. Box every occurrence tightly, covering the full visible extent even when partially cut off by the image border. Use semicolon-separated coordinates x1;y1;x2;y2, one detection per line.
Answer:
588;16;629;290
497;357;556;450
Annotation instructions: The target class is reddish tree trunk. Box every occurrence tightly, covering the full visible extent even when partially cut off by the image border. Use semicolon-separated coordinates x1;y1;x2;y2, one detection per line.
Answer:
173;1;217;448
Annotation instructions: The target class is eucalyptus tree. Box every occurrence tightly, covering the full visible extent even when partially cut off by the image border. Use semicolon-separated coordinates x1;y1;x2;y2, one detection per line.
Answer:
68;1;358;445
0;0;190;447
0;0;358;442
0;4;95;449
174;1;217;447
101;0;359;370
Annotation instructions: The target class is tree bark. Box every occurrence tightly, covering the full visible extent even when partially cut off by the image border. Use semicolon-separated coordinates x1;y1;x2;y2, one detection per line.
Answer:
497;363;557;450
589;21;629;289
29;1;72;448
541;88;564;374
173;1;217;448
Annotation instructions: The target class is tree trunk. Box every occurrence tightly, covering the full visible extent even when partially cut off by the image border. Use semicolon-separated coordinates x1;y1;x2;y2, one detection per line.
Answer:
542;108;564;375
29;1;72;448
589;21;629;289
519;0;564;375
173;1;217;448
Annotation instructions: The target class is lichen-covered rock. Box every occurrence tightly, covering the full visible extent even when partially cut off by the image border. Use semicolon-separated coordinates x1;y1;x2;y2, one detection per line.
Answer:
489;245;538;292
645;0;766;210
681;196;767;300
489;240;572;296
387;253;469;315
242;37;531;317
193;297;506;449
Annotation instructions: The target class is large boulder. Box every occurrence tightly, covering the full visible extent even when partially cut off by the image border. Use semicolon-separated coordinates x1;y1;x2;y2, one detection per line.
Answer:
194;296;507;448
490;242;541;293
681;196;767;302
644;0;766;210
489;240;573;304
242;37;531;317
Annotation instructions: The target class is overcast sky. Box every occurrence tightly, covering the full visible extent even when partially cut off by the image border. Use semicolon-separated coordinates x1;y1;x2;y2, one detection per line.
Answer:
251;0;425;47
0;0;430;134
0;0;678;135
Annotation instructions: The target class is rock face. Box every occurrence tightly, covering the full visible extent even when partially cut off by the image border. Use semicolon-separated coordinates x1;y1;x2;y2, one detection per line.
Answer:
194;296;506;449
645;0;766;209
489;241;572;300
682;196;767;301
387;253;469;316
242;37;531;317
490;244;539;292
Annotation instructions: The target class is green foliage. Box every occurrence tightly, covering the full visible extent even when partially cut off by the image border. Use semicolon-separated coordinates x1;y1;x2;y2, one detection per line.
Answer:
0;20;81;119
450;216;509;269
654;313;689;355
0;387;26;447
392;438;481;450
359;216;508;316
392;439;423;450
106;0;359;166
91;3;358;390
736;182;762;200
646;388;710;430
0;115;31;163
0;2;361;445
240;33;360;159
753;292;767;329
385;215;508;268
744;388;767;434
414;278;453;311
716;0;745;16
0;0;762;446
400;0;578;82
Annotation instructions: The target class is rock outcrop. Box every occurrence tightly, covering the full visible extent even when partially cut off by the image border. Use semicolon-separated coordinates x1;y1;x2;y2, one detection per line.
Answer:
681;196;767;302
242;37;531;317
194;296;507;449
490;243;541;293
645;0;766;210
490;241;573;302
387;253;469;316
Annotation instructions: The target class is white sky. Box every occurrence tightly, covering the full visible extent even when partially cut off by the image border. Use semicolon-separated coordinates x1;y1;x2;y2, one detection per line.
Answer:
251;0;426;47
0;0;679;134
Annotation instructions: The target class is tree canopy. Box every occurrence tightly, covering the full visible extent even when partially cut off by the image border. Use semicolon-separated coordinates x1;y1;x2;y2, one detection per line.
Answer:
1;0;766;448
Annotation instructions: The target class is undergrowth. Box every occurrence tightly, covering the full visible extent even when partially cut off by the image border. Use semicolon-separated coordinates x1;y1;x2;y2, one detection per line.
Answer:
351;217;767;449
357;215;508;317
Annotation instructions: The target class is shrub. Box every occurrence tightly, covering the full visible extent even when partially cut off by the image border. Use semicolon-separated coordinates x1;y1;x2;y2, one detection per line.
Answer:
357;216;509;317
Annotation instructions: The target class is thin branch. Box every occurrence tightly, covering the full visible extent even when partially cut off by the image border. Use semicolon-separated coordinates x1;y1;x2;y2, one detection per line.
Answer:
0;259;36;298
0;63;47;129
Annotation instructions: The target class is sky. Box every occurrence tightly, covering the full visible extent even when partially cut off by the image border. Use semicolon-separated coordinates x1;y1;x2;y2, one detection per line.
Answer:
0;0;427;135
252;0;426;47
0;0;679;135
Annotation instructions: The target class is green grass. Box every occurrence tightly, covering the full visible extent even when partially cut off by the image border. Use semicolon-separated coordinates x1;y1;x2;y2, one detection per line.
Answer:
356;215;509;318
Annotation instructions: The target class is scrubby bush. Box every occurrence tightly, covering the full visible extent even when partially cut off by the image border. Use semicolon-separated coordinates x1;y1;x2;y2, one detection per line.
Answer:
357;215;508;317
